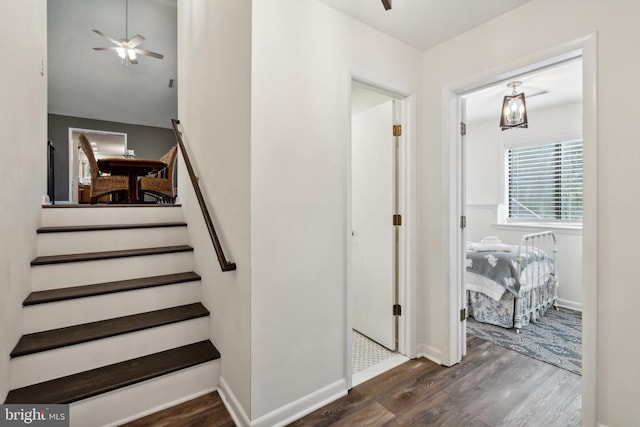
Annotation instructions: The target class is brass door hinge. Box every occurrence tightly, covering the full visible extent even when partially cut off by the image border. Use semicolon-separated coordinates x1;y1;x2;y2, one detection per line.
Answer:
393;124;402;137
393;214;402;226
393;304;402;316
460;308;467;321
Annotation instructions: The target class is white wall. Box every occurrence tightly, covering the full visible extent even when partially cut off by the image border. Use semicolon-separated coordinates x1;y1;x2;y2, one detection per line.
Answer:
420;0;640;425
0;0;47;401
466;102;583;309
250;0;421;422
177;0;252;419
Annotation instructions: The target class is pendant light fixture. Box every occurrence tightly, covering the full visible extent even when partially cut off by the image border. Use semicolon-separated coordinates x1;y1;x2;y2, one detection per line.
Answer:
500;81;528;131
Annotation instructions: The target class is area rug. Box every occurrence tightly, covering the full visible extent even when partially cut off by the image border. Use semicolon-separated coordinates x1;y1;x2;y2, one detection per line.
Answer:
467;307;582;375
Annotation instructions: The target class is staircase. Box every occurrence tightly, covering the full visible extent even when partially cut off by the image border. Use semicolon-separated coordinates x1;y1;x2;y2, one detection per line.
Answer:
5;205;221;426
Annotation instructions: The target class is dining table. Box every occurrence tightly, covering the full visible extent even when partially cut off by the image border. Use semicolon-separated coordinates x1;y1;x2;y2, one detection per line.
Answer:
97;158;166;203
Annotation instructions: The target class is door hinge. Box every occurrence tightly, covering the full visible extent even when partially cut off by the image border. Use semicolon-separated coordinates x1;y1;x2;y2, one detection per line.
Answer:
460;215;466;229
393;124;402;137
460;308;467;321
393;214;402;226
460;122;466;136
393;304;402;316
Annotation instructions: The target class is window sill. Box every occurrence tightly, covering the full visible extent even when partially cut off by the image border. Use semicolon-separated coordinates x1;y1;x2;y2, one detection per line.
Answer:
492;222;583;235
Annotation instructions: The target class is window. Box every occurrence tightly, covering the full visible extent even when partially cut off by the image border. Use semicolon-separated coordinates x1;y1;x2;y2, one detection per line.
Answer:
507;140;583;223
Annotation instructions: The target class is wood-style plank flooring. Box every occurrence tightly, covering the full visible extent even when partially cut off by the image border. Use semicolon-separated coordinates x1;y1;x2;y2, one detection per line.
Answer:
124;336;581;426
122;392;234;427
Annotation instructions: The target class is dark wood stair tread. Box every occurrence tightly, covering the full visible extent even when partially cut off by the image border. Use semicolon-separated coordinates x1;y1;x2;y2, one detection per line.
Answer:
31;245;193;266
5;340;220;404
42;204;182;208
11;303;209;357
23;272;201;306
37;222;187;233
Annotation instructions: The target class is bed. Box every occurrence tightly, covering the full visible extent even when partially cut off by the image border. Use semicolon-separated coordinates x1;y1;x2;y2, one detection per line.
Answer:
465;231;558;333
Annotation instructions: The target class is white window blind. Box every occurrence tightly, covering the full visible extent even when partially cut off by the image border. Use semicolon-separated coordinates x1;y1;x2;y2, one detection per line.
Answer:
507;140;583;222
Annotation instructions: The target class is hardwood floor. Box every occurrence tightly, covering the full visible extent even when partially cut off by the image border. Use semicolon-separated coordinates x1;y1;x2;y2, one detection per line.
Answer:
292;336;581;427
122;392;234;427
123;336;581;426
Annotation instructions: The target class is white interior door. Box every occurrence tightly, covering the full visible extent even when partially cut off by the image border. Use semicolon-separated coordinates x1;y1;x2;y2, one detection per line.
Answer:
352;100;395;350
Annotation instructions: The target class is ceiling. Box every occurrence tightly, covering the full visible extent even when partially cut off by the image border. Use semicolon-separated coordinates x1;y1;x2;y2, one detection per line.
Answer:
316;0;533;50
464;58;583;123
48;0;177;129
47;0;548;129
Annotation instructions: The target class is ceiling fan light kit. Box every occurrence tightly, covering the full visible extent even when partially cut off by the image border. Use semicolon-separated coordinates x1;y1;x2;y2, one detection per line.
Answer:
92;0;164;65
500;81;528;131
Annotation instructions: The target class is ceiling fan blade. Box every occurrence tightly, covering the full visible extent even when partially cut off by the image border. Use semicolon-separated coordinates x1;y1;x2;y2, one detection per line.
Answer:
92;29;123;47
134;48;164;60
381;0;391;10
92;47;120;51
127;34;145;48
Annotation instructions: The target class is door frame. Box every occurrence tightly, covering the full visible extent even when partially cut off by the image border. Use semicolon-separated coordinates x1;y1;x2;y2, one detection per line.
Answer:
67;128;128;204
344;74;417;390
444;34;598;426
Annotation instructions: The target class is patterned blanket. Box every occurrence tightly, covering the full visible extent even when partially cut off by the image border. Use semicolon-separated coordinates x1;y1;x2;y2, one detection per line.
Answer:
466;245;553;296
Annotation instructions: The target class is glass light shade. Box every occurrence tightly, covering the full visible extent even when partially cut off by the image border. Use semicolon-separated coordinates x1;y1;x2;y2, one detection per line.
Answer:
500;92;528;131
116;47;126;59
127;49;137;61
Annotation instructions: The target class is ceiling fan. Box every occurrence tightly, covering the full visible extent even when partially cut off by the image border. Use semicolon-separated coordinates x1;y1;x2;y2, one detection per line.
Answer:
92;0;164;65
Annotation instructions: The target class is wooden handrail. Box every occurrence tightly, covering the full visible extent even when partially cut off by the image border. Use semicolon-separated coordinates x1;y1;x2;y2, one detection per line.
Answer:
171;119;237;272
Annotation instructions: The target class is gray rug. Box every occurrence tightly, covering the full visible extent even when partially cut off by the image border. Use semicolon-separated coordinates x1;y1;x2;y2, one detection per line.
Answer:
467;307;582;375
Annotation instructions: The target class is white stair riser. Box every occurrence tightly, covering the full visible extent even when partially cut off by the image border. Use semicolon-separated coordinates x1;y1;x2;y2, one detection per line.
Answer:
23;281;202;333
10;317;210;389
41;206;184;227
31;252;194;291
37;227;189;256
70;360;219;427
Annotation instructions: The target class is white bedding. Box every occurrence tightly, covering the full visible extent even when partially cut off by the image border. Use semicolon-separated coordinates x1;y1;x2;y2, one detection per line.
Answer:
465;271;506;301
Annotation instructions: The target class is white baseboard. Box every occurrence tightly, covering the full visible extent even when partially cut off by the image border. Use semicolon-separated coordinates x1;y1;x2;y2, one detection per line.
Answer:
557;298;583;312
352;354;409;387
416;343;443;366
250;379;347;427
218;376;251;427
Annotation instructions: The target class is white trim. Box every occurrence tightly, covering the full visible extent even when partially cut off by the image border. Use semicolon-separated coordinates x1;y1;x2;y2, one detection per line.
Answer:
492;223;583;235
352;354;409;387
344;71;418;391
416;344;443;366
218;376;251;427
250;380;347;427
444;34;598;427
67;127;128;204
557;299;583;312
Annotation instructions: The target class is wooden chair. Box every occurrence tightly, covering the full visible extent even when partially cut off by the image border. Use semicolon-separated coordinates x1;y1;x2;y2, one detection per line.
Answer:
78;134;129;204
139;145;178;203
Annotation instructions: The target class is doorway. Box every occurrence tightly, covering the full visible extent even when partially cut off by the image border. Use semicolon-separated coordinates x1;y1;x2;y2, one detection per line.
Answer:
460;56;584;373
68;128;127;204
349;81;409;387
